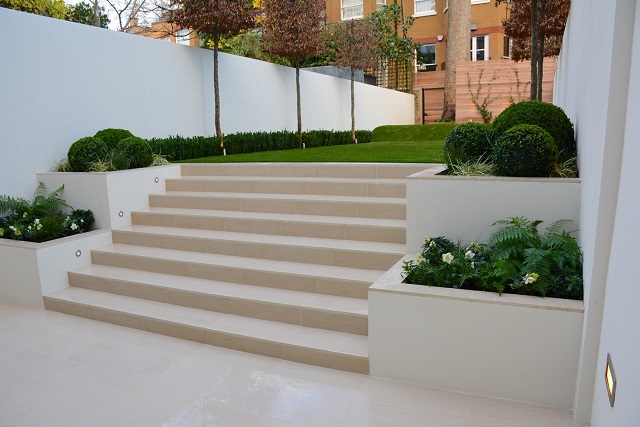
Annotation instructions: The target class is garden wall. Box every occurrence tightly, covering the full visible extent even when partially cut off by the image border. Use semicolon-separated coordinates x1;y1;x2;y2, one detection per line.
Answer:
0;8;413;200
555;1;640;425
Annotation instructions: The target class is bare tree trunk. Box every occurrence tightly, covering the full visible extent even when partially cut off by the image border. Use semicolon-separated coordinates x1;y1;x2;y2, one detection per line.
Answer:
442;0;471;120
350;66;355;142
213;26;222;137
92;0;100;26
296;57;302;147
537;33;544;101
530;0;538;100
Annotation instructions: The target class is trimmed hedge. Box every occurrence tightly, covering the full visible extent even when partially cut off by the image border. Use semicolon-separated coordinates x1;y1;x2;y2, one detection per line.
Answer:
113;137;153;169
94;128;134;149
148;130;372;161
493;124;558;177
443;122;492;165
492;101;576;159
67;136;110;172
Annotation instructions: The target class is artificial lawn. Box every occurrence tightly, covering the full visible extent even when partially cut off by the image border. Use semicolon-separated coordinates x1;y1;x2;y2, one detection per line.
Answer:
183;124;456;164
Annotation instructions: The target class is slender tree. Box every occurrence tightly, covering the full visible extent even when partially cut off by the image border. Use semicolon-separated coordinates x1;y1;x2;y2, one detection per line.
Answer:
497;0;570;100
170;0;255;137
442;0;470;120
328;20;377;142
262;0;324;146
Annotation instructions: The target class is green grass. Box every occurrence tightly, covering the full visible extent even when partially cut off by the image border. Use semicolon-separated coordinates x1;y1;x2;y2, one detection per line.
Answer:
183;124;456;163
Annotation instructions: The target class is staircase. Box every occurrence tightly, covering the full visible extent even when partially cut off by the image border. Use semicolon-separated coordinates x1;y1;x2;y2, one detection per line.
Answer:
44;163;426;374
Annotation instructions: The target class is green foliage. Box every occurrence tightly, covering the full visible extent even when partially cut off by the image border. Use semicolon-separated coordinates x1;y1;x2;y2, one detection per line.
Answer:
67;136;110;172
371;124;456;142
202;32;292;66
94;128;135;149
0;183;95;243
67;2;110;27
492;101;576;160
403;217;583;300
492;124;558;177
0;0;68;19
443;122;492;168
467;69;500;124
445;155;494;176
112;137;153;170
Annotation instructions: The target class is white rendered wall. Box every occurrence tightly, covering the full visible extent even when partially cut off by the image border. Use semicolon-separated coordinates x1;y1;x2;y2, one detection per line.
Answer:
0;8;413;200
554;1;638;424
589;3;640;425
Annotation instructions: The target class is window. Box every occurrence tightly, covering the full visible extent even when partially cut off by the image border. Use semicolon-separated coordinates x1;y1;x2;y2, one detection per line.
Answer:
341;0;363;20
376;0;386;11
176;29;190;46
471;0;490;4
470;35;489;61
503;35;512;58
414;0;435;16
417;44;436;72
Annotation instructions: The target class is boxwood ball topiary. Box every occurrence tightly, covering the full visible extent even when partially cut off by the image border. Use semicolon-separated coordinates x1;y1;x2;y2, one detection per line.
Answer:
492;124;558;177
443;122;492;164
492;101;575;159
67;137;110;172
115;137;153;169
94;128;135;149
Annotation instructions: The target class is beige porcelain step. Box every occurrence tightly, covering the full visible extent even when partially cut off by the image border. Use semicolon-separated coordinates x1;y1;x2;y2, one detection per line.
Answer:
180;162;435;180
149;192;406;220
44;287;369;374
166;176;407;198
112;226;405;270
90;244;382;299
68;265;368;335
131;208;406;244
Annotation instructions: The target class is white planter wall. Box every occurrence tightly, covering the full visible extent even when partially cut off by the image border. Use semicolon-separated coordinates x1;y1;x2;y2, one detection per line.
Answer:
369;257;584;409
406;168;581;253
0;231;112;307
0;7;413;200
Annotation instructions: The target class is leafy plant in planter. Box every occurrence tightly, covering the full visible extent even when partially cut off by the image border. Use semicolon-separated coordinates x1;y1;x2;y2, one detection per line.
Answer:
402;217;583;300
0;183;95;243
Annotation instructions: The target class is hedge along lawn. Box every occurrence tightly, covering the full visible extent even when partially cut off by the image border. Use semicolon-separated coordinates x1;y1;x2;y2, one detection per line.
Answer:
182;124;456;163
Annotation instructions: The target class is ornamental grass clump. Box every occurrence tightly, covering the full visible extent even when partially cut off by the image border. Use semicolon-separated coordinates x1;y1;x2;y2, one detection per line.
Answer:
0;183;94;243
403;217;583;300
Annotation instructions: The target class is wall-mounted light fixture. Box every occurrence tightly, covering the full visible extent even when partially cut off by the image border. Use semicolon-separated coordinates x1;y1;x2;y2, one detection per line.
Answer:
437;35;444;42
154;177;159;183
118;211;124;218
75;250;82;257
605;353;617;407
471;23;478;31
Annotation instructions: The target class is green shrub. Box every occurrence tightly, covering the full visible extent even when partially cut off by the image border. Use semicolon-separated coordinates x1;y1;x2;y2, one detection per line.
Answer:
493;124;558;177
67;137;110;172
94;128;135;149
443;122;492;166
492;101;575;159
113;137;153;170
148;135;221;161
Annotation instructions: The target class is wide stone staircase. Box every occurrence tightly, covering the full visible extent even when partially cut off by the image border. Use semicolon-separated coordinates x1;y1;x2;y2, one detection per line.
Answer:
44;163;426;374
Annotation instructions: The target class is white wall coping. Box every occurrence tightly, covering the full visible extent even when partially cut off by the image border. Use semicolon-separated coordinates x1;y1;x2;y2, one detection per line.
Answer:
408;166;582;184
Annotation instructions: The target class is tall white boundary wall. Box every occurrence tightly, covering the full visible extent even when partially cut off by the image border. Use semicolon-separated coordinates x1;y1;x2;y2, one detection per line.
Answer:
555;1;640;425
0;8;413;199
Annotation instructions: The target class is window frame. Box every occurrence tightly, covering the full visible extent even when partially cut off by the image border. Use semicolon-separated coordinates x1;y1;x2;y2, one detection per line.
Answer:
376;0;386;11
416;43;436;72
470;34;489;61
341;0;364;20
414;0;436;17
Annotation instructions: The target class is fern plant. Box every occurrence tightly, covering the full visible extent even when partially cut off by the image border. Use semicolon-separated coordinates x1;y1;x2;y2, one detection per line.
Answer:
403;217;583;300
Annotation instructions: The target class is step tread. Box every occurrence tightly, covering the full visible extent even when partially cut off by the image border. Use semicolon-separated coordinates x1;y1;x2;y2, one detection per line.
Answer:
71;265;368;315
168;176;407;184
114;225;406;255
137;207;406;228
93;244;386;282
47;287;368;357
156;191;405;204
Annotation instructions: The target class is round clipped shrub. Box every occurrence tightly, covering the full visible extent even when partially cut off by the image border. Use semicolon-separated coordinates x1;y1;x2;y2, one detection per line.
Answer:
67;137;110;172
492;124;558;177
443;122;492;164
94;128;135;149
114;137;153;169
492;101;575;158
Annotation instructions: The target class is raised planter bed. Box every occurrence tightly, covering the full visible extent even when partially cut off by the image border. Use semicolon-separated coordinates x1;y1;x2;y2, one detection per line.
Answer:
369;256;584;409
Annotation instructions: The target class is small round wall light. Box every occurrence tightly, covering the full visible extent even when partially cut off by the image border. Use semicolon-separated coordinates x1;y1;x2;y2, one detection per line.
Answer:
75;250;82;257
154;177;159;183
118;211;124;217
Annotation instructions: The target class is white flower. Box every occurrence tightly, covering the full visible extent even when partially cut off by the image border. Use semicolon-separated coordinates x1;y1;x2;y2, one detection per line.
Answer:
23;212;28;218
524;273;539;284
442;253;454;264
27;226;32;231
429;241;436;248
423;237;430;244
36;224;42;230
471;262;475;269
34;218;40;224
80;219;84;223
9;225;16;231
416;253;424;262
70;223;79;231
465;250;475;260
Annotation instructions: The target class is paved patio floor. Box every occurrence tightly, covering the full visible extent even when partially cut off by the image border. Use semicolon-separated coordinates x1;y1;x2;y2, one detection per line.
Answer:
0;300;577;427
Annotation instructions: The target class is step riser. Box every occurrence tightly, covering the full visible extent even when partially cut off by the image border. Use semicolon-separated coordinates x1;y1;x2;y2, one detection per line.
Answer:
180;163;429;180
112;231;403;271
131;212;406;244
91;251;371;299
68;272;368;335
149;195;406;220
44;296;368;374
166;179;406;198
